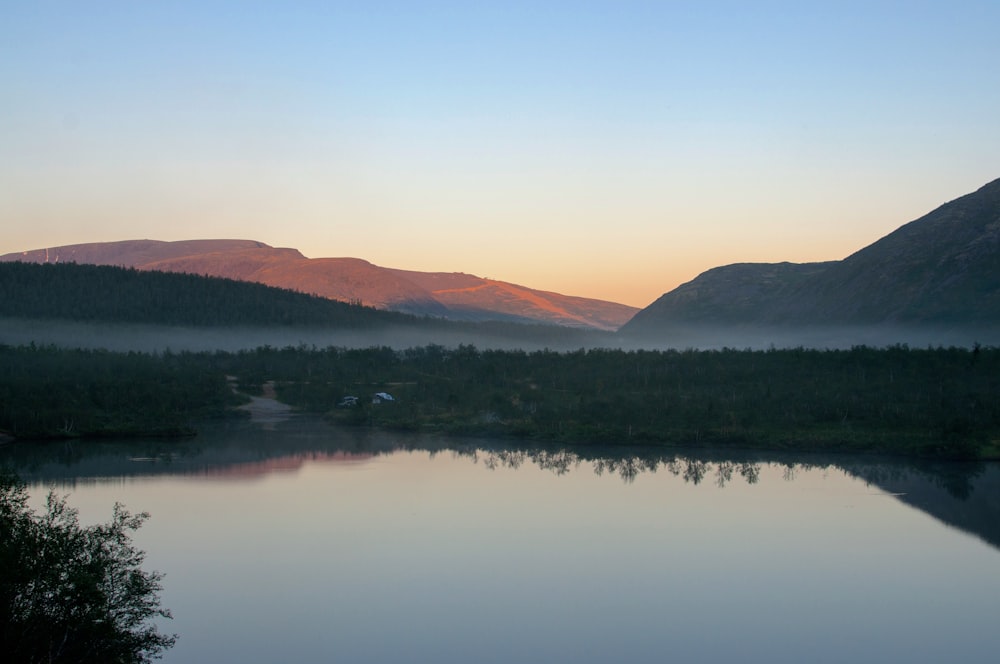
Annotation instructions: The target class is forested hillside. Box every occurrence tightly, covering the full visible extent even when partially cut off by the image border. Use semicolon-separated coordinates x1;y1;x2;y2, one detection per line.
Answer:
0;261;402;327
0;261;614;350
1;239;638;329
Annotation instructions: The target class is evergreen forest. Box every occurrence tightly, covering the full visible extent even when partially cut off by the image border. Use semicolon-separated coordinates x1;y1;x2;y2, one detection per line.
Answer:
0;261;610;347
0;261;403;327
1;342;997;460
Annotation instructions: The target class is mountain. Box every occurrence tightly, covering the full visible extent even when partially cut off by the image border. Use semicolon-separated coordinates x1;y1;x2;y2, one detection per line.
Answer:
383;268;634;328
622;177;1000;336
1;240;637;330
0;261;616;352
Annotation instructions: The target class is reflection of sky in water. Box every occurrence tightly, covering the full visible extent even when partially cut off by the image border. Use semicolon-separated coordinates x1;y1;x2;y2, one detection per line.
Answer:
19;447;1000;664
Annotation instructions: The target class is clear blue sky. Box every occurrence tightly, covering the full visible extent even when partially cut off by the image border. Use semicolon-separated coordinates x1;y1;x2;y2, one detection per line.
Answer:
3;1;998;306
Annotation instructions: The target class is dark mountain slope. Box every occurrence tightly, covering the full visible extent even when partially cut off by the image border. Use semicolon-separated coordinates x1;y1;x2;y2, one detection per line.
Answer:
779;177;1000;323
622;177;1000;335
622;261;834;327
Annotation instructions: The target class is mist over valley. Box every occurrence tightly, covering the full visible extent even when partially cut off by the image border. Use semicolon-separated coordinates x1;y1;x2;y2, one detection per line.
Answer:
4;177;1000;353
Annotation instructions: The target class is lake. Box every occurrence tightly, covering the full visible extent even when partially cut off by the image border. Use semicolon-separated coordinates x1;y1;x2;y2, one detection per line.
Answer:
4;415;1000;664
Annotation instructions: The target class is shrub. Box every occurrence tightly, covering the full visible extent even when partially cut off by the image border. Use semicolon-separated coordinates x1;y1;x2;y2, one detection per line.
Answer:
0;471;175;663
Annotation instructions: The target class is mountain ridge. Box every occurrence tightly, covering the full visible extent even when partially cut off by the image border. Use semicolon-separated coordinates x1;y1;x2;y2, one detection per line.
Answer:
622;177;1000;336
1;239;636;330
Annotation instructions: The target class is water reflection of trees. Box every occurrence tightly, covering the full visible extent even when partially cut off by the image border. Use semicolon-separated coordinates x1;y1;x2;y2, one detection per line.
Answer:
470;448;782;486
4;424;997;549
2;419;988;500
462;445;992;499
839;460;986;501
456;445;1000;549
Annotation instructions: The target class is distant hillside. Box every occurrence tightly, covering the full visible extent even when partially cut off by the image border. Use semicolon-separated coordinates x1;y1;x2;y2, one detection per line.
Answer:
622;262;835;325
0;261;404;328
1;239;637;330
384;268;635;328
623;177;1000;336
0;261;614;350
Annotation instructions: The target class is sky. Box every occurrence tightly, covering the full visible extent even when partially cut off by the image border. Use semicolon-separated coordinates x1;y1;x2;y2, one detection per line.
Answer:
2;1;998;307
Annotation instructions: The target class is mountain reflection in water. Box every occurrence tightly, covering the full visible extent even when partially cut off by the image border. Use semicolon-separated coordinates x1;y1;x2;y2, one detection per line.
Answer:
2;416;998;550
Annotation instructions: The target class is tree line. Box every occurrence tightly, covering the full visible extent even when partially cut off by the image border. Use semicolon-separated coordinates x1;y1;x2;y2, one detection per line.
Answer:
251;343;1000;458
2;342;996;459
0;345;241;439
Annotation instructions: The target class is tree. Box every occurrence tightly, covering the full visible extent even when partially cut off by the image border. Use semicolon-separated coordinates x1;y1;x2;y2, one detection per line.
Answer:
0;472;176;663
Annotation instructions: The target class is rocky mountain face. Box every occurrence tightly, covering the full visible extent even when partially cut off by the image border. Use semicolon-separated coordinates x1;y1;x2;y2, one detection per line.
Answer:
622;177;1000;336
1;240;637;330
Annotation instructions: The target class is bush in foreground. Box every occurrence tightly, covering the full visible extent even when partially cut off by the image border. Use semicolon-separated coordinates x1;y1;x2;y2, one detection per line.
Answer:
0;472;175;663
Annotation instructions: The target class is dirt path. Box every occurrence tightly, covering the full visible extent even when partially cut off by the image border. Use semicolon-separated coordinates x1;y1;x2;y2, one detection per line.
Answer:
228;378;294;428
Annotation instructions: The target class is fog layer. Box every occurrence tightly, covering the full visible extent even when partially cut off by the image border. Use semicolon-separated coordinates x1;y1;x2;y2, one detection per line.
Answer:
3;318;998;353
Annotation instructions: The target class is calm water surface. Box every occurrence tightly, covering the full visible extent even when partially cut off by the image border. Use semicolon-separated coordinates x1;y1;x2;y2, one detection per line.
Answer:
5;417;1000;664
